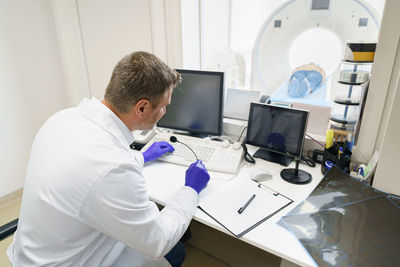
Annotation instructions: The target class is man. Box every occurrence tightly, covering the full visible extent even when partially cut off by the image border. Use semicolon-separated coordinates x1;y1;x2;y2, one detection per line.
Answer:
7;51;210;266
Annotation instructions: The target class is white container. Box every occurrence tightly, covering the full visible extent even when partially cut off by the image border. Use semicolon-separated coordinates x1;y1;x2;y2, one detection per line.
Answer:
334;82;363;104
339;70;369;84
329;120;355;131
341;61;373;73
330;102;360;125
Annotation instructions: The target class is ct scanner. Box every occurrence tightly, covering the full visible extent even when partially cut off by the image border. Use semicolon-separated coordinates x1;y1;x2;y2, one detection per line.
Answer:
251;0;380;99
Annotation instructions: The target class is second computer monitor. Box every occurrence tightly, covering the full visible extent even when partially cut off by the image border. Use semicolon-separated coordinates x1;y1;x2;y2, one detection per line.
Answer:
157;69;224;136
246;103;309;166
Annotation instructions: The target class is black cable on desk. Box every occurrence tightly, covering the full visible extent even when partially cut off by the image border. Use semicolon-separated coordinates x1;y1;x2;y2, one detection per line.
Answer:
236;126;255;164
300;156;316;167
241;143;255;164
237;126;248;143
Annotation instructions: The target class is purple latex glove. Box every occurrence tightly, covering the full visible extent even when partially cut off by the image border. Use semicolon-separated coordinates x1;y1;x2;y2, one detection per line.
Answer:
185;160;210;194
142;141;175;163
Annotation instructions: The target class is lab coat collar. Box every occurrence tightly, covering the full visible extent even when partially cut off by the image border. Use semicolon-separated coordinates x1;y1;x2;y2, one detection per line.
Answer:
78;97;134;150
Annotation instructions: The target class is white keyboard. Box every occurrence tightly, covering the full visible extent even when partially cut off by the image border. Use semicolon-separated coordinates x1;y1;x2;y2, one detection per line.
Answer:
141;132;244;174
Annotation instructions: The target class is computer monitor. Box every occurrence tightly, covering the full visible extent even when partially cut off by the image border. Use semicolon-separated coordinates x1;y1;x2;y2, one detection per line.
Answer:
157;69;224;136
223;88;260;120
246;103;312;184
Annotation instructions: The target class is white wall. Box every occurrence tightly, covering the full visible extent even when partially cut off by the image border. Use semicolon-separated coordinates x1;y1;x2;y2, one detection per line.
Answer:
0;0;183;198
354;0;395;163
0;0;69;198
370;0;400;195
52;0;183;104
373;70;400;194
76;0;154;99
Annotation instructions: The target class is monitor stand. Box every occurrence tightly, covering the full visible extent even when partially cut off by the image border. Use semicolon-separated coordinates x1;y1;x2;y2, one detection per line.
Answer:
280;159;312;184
253;148;293;167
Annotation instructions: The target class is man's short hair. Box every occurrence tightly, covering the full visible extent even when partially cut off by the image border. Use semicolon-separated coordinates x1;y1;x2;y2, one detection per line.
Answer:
105;51;181;113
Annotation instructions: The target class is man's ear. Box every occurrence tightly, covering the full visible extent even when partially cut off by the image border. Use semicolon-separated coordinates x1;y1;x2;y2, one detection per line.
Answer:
134;99;150;117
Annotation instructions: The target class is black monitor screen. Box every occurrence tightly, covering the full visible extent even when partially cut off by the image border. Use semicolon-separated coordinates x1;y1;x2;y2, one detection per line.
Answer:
157;69;224;136
246;103;308;158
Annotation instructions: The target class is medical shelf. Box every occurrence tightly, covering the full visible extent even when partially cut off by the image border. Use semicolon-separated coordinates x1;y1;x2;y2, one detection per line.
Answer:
341;60;373;69
337;81;364;86
343;60;374;64
343;42;376;62
330;52;374;132
330;115;357;125
335;82;363;104
331;102;360;124
334;99;360;105
339;70;369;84
330;120;355;131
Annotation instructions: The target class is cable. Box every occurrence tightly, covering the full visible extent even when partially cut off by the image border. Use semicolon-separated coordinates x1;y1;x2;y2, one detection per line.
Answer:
305;133;325;148
169;136;198;161
241;143;256;164
237;126;248;142
235;125;255;164
300;156;316;167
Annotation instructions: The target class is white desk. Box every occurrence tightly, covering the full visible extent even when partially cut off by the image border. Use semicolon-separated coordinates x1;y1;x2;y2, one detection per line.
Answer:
143;146;323;267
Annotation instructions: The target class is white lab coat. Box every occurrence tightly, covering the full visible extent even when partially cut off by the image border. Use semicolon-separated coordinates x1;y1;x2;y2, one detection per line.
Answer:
7;97;198;266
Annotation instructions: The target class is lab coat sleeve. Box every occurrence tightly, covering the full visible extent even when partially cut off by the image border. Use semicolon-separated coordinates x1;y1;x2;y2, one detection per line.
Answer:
79;162;198;259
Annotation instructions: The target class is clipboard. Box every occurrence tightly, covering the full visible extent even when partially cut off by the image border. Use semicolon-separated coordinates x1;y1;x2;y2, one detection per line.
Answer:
198;180;293;238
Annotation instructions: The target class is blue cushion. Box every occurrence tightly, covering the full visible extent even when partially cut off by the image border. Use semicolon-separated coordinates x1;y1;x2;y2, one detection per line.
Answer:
306;70;323;91
290;70;307;81
288;76;308;98
288;70;323;97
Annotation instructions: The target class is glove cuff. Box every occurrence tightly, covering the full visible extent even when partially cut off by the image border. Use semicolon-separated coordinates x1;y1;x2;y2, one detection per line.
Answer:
142;152;150;163
184;183;201;194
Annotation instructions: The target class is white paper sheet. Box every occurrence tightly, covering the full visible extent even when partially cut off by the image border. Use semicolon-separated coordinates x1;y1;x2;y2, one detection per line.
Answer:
198;180;292;237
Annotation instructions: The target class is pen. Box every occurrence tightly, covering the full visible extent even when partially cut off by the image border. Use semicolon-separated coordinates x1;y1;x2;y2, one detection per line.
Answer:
338;147;343;159
238;194;256;214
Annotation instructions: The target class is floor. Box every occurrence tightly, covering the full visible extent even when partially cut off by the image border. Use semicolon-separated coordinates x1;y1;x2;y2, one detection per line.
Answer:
0;192;229;267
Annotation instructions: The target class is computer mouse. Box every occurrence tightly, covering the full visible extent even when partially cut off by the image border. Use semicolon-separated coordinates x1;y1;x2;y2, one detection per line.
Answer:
251;169;273;182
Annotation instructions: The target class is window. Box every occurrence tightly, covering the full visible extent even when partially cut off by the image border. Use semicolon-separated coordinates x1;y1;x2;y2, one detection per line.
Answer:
182;0;385;98
199;0;286;89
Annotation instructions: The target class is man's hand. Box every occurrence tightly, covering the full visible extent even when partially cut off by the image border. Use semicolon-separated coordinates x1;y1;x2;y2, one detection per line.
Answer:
142;141;175;163
185;160;210;194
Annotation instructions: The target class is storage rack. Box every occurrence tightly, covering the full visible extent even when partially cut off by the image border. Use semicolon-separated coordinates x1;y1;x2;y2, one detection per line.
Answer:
330;53;375;150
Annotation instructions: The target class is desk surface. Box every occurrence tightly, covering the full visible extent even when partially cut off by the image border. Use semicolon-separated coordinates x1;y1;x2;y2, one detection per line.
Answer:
143;146;324;267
